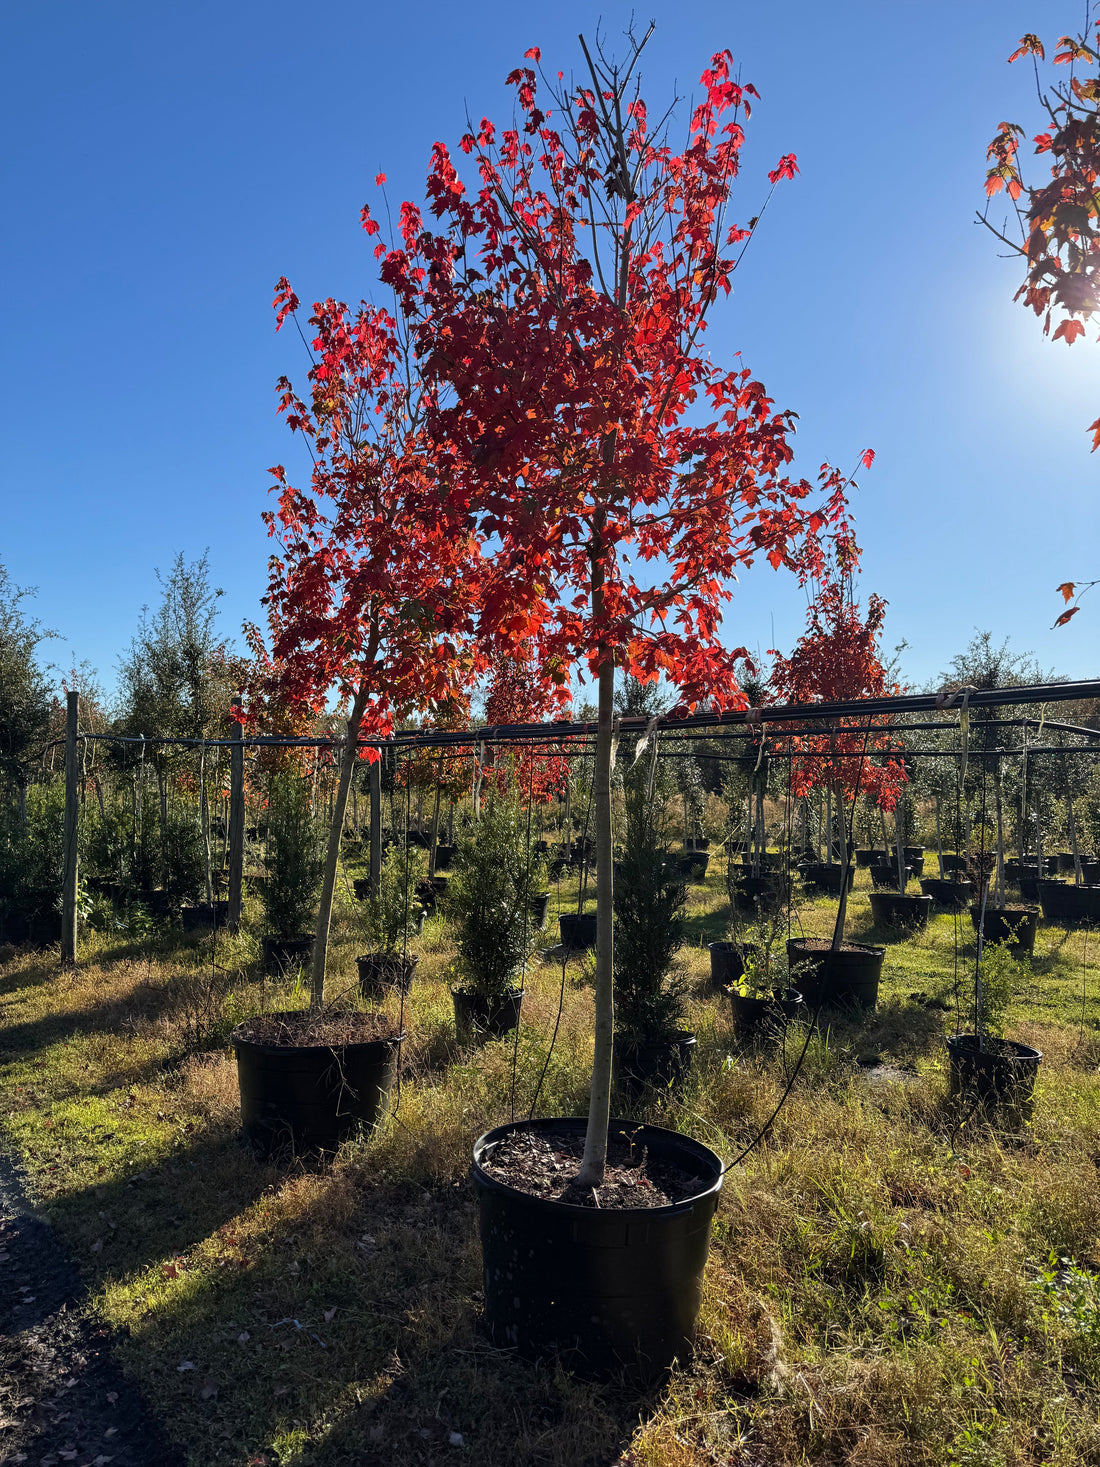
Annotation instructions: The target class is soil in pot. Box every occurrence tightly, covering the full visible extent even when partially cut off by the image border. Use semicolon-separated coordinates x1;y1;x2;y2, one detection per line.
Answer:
232;1010;403;1158
559;912;597;950
920;877;973;912
729;986;804;1041
946;1033;1042;1114
786;938;885;1009
970;904;1038;954
452;987;524;1044
614;1031;696;1098
261;933;314;977
869;892;933;931
356;952;418;1000
472;1118;723;1380
870;863;910;890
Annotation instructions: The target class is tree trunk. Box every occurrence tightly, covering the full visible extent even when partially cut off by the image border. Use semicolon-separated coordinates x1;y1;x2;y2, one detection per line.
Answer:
895;800;907;894
993;761;1006;907
199;743;213;905
310;682;371;1012
1065;764;1083;886
17;781;27;829
935;795;944;876
577;573;615;1190
427;761;443;879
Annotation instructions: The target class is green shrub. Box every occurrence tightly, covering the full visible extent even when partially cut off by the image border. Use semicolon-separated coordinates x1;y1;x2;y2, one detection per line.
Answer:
361;845;424;955
449;801;535;1000
262;774;324;939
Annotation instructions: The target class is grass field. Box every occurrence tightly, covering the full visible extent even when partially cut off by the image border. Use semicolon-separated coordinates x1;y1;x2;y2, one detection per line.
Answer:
2;856;1099;1467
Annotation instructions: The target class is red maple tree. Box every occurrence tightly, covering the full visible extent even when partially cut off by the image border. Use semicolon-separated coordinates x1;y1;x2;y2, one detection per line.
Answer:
368;32;863;1181
257;285;482;1006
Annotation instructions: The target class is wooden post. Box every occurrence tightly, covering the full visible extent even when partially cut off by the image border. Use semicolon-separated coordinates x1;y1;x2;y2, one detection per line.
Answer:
227;710;245;931
369;753;382;897
61;690;79;965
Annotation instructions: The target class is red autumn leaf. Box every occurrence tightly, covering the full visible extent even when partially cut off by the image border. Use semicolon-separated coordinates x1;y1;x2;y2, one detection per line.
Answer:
1089;417;1100;451
1054;607;1080;626
860;448;875;470
1053;318;1086;343
1057;581;1077;602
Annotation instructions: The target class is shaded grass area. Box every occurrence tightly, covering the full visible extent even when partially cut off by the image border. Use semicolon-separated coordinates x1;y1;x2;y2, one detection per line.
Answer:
2;860;1100;1466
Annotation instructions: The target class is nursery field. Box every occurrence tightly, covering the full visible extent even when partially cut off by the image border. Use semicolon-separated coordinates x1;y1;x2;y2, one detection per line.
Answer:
2;858;1100;1467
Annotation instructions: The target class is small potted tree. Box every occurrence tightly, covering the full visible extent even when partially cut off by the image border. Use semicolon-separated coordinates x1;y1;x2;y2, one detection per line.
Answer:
356;844;423;998
946;939;1042;1111
448;800;534;1042
612;770;694;1096
259;772;325;976
725;912;805;1042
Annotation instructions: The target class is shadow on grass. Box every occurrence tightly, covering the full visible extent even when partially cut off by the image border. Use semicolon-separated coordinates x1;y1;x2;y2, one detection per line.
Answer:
0;949;65;999
110;1167;661;1467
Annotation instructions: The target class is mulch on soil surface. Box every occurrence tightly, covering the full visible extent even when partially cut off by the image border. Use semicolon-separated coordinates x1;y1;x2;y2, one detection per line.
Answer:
233;1010;401;1047
0;1155;184;1467
480;1127;706;1209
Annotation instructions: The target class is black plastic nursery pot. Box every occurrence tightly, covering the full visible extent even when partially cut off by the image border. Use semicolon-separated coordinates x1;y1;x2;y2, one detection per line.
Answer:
452;987;525;1044
261;934;315;977
970;904;1039;954
1018;875;1043;903
1056;852;1082;873
920;877;973;912
434;843;456;871
729;987;804;1041
854;848;880;867
786;938;885;1009
181;901;229;933
939;853;968;875
870;863;910;890
414;880;437;914
352;876;372;901
356;952;418;1000
559;912;598;950
708;941;746;990
685;838;711;853
1037;881;1100;927
799;861;852;894
529;891;551;930
869;892;933;931
232;1016;403;1158
472;1117;724;1381
889;849;925;878
614;1031;697;1098
676;853;709;883
729;872;783;914
946;1033;1042;1113
1083;861;1100;886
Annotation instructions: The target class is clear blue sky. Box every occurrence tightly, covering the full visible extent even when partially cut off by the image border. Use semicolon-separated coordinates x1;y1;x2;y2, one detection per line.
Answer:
1;0;1096;700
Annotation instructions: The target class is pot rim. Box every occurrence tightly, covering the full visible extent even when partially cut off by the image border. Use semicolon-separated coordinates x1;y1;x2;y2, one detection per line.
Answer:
231;1012;405;1056
450;985;525;1003
471;1115;723;1220
786;937;887;959
945;1033;1043;1063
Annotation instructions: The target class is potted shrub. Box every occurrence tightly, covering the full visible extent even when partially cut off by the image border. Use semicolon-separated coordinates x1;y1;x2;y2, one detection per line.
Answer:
726;916;805;1042
448;801;535;1042
260;773;325;976
946;939;1041;1112
612;787;694;1097
356;844;423;999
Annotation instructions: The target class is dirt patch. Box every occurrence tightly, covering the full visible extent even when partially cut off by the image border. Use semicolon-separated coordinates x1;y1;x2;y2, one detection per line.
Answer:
480;1126;706;1209
0;1154;183;1467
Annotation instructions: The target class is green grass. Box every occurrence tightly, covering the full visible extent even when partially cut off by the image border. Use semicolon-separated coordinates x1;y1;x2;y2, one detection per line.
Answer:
2;857;1100;1466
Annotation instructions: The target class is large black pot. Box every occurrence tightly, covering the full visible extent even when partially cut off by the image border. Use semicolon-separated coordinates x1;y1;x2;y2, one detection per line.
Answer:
729;986;804;1041
1056;852;1084;874
685;838;711;853
946;1033;1041;1113
920;877;973;912
854;848;883;868
869;892;932;931
559;912;597;950
356;952;418;1000
472;1118;723;1381
1037;881;1100;926
1083;861;1100;886
452;987;524;1043
181;901;229;934
261;934;314;976
870;863;910;890
708;941;745;990
1018;875;1043;903
232;1016;403;1158
728;872;783;914
352;876;372;901
938;853;968;876
615;1031;697;1098
800;862;852;894
786;939;885;1009
676;853;709;883
970;904;1038;954
434;843;456;871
